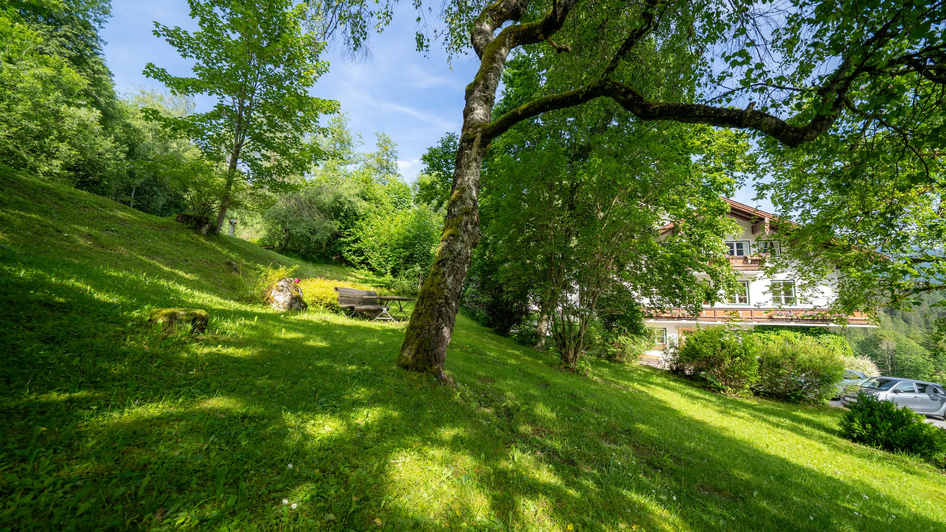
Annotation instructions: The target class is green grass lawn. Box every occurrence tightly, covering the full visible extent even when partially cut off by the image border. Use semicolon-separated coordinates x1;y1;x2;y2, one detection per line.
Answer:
1;168;944;531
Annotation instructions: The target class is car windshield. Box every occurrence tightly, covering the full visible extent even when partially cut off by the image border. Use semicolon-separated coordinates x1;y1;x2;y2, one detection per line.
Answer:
860;377;899;391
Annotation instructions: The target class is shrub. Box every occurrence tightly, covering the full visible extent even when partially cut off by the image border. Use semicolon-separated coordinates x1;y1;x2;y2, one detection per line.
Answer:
297;277;372;312
343;205;441;278
844;355;880;378
596;331;650;363
261;183;361;259
839;393;946;466
175;212;213;234
673;327;758;394
752;331;847;403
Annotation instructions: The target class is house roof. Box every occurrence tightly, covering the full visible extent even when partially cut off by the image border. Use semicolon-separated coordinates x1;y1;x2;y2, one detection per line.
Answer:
660;198;793;235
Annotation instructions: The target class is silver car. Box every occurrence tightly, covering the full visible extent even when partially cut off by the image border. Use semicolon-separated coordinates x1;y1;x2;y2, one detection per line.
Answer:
834;370;868;399
840;377;946;420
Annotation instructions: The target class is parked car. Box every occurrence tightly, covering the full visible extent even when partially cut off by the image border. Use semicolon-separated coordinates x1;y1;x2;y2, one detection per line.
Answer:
833;370;868;399
840;377;946;419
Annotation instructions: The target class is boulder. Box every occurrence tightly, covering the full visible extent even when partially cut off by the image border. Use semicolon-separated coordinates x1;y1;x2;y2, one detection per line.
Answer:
265;278;307;311
148;308;209;334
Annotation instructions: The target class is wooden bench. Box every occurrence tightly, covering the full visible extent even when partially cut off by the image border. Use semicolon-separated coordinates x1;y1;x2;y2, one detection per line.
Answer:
334;287;394;321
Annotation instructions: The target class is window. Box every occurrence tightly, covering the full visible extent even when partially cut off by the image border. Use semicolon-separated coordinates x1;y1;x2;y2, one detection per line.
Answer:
726;241;751;256
770;281;796;305
894;382;916;393
757;241;780;256
916;383;929;394
651;328;667;346
861;377;898;391
726;281;750;305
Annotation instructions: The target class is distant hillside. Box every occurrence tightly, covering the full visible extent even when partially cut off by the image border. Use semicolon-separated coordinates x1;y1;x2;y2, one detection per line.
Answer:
845;293;946;382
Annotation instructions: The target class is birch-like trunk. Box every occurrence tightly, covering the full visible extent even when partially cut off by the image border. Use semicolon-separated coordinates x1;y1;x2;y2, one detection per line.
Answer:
396;0;537;382
396;133;488;383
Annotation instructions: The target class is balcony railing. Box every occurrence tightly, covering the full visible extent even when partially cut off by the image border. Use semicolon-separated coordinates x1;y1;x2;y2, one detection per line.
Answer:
644;307;871;326
726;254;766;270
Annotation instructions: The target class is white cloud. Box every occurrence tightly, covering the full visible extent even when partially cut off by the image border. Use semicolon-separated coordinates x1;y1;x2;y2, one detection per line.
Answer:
397;158;423;182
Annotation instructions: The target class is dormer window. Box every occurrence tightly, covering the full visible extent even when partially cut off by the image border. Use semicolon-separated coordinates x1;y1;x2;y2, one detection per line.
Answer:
726;241;751;257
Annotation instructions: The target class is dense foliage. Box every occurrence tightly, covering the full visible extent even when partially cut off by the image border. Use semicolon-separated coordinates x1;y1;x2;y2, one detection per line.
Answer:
668;328;859;402
256;117;442;295
144;0;338;234
0;3;226;219
752;331;848;403
667;327;760;394
456;53;751;369
839;393;946;467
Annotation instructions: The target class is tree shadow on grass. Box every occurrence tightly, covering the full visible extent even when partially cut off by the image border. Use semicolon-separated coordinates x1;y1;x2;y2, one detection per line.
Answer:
3;267;946;531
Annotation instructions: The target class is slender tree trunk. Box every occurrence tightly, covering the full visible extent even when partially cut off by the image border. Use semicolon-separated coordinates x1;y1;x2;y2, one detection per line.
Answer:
534;292;557;350
534;311;550;350
212;100;246;235
212;169;236;235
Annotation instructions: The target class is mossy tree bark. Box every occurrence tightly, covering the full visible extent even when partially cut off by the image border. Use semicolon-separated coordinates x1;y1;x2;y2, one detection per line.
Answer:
398;0;578;382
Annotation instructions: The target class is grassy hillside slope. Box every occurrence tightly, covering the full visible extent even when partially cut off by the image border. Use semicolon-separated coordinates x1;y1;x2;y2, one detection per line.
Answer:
1;168;944;531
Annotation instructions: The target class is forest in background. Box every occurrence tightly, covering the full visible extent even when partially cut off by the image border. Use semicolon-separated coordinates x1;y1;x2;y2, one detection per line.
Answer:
845;292;946;383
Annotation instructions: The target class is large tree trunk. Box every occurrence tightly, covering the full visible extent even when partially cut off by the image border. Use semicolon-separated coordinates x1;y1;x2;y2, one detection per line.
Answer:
398;0;581;381
397;133;488;384
397;3;524;382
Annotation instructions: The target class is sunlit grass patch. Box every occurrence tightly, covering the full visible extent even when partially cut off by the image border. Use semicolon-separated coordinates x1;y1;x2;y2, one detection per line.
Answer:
1;168;945;531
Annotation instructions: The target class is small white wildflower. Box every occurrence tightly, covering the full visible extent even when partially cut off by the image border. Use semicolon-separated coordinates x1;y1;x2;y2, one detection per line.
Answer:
282;499;289;505
287;464;293;469
291;503;297;510
854;512;860;517
809;517;813;520
863;495;868;499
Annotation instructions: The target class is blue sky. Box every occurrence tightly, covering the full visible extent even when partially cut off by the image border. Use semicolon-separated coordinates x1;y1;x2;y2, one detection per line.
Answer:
101;1;478;182
100;1;770;211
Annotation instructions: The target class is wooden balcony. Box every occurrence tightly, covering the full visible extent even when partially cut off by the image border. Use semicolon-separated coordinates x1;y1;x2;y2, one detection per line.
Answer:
644;307;872;326
726;255;766;271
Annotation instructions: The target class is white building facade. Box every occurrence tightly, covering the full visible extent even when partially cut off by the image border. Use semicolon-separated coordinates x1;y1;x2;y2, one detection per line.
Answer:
643;199;874;363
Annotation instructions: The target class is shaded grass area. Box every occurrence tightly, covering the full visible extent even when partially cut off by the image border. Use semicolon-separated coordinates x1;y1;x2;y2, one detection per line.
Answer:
1;169;945;531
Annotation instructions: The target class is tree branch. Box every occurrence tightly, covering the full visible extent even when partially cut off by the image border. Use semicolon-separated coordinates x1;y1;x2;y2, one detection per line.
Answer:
483;79;838;147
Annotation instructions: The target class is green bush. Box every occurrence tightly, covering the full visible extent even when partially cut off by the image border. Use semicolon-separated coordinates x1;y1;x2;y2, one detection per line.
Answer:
672;327;758;394
752;331;847;403
839;393;946;467
262;183;362;259
596;331;650;363
297;277;372;312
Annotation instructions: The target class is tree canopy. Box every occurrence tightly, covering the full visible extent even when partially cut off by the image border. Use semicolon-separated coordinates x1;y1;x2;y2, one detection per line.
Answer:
364;0;946;381
144;0;339;234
